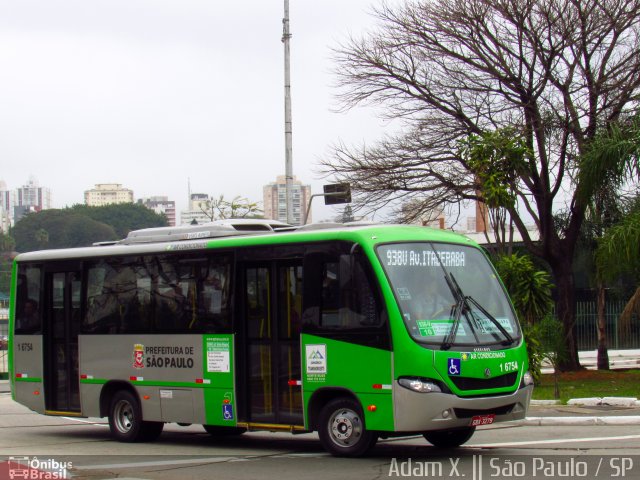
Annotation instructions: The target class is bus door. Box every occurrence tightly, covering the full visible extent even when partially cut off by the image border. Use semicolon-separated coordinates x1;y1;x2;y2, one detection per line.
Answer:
241;261;304;426
44;266;82;414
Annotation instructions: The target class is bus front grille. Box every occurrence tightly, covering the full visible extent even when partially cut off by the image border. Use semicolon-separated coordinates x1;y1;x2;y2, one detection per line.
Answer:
449;372;518;391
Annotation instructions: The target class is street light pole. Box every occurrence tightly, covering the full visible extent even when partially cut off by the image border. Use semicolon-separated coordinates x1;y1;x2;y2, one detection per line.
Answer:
283;0;294;225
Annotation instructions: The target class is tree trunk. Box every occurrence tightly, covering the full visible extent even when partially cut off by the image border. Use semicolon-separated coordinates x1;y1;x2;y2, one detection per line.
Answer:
551;260;582;371
596;283;610;370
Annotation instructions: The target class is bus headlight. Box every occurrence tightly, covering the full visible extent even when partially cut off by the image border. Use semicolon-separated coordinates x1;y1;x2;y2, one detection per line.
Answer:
522;371;534;386
398;377;442;393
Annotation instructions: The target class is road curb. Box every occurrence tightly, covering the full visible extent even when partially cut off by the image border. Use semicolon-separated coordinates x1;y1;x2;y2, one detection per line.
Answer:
521;416;640;426
567;397;640;407
530;399;561;405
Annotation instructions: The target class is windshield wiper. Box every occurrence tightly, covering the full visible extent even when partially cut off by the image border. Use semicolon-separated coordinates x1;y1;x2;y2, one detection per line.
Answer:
448;271;514;346
428;244;468;349
441;301;464;350
466;295;515;346
428;244;513;348
441;272;481;349
434;253;514;349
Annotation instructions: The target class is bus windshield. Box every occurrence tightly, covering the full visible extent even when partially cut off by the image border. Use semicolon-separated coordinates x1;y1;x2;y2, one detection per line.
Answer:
377;242;520;348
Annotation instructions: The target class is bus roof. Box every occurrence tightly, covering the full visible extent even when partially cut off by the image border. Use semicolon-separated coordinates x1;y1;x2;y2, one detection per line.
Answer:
14;223;478;263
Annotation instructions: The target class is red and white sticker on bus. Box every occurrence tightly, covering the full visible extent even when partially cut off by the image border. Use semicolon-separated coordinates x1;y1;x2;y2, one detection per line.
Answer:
470;414;495;427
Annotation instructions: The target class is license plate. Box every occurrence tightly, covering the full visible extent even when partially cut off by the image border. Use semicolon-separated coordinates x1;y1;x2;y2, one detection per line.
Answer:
470;414;495;426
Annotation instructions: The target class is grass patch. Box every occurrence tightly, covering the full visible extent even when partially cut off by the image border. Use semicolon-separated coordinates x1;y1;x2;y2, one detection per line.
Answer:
532;369;640;404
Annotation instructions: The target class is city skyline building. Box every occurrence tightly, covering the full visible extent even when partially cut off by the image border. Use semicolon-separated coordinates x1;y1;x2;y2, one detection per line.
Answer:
0;181;14;231
180;193;212;225
138;196;176;227
84;183;134;207
0;206;9;233
14;176;52;223
263;175;311;226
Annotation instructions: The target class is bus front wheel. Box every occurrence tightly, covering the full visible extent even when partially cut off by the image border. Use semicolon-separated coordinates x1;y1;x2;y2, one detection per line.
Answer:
423;426;475;448
317;398;377;457
108;390;164;442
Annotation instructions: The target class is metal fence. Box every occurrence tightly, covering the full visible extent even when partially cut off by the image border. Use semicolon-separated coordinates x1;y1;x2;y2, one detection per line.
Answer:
574;300;640;350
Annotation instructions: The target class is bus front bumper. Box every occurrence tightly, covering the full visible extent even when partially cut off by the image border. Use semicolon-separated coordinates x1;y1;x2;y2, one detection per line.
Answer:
393;383;533;432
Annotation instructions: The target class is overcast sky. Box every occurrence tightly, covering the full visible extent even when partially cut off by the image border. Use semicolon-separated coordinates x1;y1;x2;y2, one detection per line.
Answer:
0;0;398;223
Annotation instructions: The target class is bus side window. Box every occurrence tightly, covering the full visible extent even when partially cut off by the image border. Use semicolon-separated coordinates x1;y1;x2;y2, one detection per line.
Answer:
15;264;42;334
197;259;231;332
318;256;381;330
120;260;151;333
351;259;381;326
84;258;152;334
152;254;232;333
320;263;340;327
155;280;187;331
84;261;124;333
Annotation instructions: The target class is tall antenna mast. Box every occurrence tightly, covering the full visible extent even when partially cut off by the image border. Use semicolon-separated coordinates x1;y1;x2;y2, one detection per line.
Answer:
282;0;294;224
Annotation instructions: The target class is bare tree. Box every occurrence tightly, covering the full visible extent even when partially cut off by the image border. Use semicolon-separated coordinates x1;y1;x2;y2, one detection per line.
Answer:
322;0;640;369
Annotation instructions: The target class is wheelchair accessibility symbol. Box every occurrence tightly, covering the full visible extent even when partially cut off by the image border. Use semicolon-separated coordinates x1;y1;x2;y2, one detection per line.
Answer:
223;404;234;420
448;358;461;376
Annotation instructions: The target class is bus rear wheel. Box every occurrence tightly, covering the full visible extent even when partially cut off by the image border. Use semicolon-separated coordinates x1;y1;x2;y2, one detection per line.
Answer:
108;390;164;442
317;398;377;457
423;426;475;448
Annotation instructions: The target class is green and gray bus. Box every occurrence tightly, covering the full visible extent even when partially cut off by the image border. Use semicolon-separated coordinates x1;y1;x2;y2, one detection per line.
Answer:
9;221;532;456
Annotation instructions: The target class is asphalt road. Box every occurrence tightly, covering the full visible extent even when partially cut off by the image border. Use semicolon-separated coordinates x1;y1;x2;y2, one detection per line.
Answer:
1;393;639;480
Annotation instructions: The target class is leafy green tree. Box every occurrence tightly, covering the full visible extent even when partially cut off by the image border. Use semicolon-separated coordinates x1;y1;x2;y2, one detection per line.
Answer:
460;129;531;255
34;228;49;250
520;323;544;385
537;316;567;399
70;203;167;238
494;253;554;326
13;210;118;252
0;232;15;296
0;232;15;252
323;0;640;369
579;115;640;368
0;258;10;297
341;205;355;223
494;252;554;382
595;201;640;336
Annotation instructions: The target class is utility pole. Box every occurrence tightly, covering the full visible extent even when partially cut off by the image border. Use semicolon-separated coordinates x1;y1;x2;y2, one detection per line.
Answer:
282;0;294;224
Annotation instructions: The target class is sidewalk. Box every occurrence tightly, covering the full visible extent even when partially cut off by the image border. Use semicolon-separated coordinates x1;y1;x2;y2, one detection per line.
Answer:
524;402;640;425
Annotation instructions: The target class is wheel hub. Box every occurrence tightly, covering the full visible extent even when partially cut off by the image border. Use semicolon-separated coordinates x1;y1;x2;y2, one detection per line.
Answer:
329;409;362;446
114;400;134;433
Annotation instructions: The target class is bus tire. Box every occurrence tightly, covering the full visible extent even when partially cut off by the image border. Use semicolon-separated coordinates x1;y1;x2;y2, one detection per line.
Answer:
108;390;163;442
140;420;164;442
423;426;475;448
203;425;246;436
317;398;377;457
